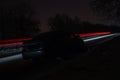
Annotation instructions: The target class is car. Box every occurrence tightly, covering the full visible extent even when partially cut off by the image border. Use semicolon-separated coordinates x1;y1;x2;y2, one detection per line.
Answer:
22;31;88;64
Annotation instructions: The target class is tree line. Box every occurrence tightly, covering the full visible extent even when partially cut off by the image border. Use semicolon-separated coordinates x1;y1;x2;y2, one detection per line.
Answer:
0;1;120;39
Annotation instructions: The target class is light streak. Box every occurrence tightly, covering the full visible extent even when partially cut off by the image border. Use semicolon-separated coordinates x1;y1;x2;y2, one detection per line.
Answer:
0;38;32;43
79;32;110;37
0;42;23;47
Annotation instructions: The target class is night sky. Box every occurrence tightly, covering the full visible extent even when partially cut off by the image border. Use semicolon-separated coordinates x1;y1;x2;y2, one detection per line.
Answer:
1;0;106;32
31;0;106;32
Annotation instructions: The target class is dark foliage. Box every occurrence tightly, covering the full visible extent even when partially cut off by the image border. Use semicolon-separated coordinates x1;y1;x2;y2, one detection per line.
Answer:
0;2;40;39
48;14;120;34
48;14;82;33
91;0;120;24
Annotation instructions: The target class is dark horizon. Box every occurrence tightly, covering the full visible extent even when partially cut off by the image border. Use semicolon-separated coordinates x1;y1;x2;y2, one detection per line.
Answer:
0;0;109;32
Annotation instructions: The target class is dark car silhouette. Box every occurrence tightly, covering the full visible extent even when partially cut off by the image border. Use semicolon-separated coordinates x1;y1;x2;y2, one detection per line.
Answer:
23;31;88;64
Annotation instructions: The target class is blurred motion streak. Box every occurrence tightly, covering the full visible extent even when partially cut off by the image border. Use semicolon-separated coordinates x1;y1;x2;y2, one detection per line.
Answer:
0;32;111;47
0;42;23;47
79;32;110;37
0;38;32;43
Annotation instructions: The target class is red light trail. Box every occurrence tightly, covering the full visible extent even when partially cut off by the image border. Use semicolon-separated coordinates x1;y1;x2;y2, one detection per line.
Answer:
0;38;32;43
0;32;111;47
79;32;110;37
0;42;23;47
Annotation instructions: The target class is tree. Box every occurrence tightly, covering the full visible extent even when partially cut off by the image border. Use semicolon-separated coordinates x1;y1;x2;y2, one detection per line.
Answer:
91;0;120;25
0;2;40;39
48;14;82;33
